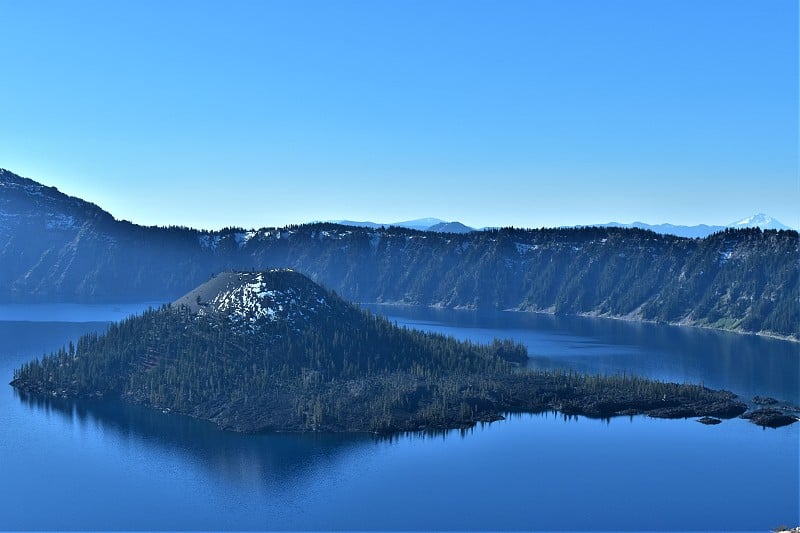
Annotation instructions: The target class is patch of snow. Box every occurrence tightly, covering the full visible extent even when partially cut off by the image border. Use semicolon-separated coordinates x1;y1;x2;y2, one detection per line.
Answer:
515;243;538;254
198;234;223;250
45;213;76;230
233;231;256;248
206;272;330;331
22;184;44;196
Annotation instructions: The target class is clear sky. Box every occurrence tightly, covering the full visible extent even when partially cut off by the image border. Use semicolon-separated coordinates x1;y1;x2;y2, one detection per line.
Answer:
1;0;797;230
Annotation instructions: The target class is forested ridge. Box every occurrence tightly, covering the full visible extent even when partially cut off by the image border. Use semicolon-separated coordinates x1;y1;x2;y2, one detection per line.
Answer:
2;168;797;339
12;270;753;433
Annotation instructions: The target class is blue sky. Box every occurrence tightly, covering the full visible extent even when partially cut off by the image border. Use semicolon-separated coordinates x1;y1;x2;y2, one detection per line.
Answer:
1;0;797;230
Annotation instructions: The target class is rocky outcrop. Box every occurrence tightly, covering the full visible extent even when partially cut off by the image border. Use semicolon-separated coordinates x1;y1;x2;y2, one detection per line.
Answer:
741;409;799;428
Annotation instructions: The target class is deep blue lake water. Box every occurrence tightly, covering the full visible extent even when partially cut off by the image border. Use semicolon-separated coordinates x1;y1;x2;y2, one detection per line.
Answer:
0;303;797;531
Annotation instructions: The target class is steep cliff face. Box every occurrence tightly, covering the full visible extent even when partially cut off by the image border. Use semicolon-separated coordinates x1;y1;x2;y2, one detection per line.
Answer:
0;169;220;301
1;169;797;338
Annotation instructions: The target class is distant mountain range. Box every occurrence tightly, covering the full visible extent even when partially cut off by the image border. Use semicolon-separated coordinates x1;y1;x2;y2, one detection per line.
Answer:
331;218;475;233
333;214;793;239
1;168;797;339
596;213;793;239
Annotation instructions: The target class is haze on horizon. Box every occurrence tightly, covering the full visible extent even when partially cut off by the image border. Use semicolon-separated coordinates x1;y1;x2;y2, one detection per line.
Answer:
0;1;797;231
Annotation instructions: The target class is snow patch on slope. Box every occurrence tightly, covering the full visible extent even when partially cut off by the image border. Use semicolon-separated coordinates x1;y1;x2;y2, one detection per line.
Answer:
234;231;256;248
198;234;222;250
202;271;329;329
515;243;538;255
46;213;76;229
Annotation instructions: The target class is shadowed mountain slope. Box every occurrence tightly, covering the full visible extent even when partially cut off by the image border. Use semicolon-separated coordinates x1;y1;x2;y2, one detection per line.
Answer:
1;168;797;339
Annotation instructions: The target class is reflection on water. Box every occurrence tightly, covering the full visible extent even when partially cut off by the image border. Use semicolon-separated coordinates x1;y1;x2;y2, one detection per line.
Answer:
14;389;373;490
14;387;508;490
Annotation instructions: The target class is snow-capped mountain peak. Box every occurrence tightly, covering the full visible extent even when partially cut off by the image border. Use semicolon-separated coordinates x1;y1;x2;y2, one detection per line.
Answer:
728;213;791;231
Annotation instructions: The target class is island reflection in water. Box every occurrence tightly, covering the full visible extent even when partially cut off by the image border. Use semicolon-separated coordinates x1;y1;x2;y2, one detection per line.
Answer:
11;386;799;532
14;388;376;489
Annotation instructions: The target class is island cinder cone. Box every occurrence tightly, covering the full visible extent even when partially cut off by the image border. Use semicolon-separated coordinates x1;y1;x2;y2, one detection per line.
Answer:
173;270;331;329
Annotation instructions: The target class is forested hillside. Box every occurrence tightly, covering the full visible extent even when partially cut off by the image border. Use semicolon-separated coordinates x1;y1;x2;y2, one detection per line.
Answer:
1;169;797;338
13;270;754;433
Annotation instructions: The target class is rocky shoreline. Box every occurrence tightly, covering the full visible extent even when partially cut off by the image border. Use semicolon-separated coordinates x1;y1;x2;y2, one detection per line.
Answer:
741;408;799;429
744;396;800;428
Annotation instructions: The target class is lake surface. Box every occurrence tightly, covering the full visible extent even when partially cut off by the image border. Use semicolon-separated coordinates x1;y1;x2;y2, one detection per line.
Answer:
366;305;799;404
0;304;797;531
